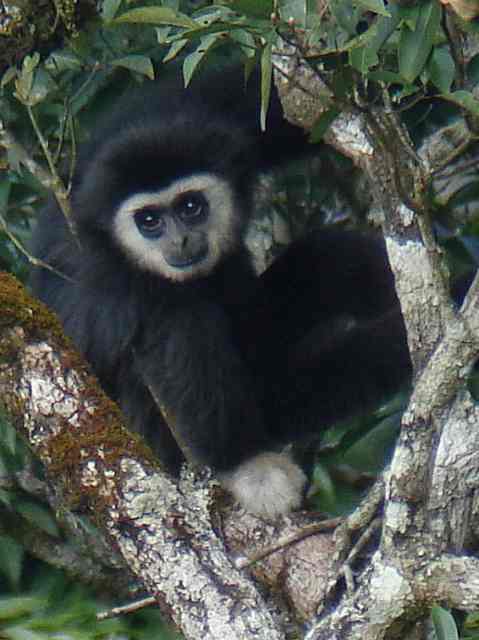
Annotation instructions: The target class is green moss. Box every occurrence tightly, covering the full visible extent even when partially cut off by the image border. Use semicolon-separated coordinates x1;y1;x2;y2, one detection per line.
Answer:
0;271;158;524
0;272;68;339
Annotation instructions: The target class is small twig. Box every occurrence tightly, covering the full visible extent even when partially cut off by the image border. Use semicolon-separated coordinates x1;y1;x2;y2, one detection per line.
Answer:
25;105;78;241
343;565;355;594
97;596;156;621
53;99;70;166
235;516;342;569
0;211;73;282
66;110;77;192
342;516;382;570
0;118;79;248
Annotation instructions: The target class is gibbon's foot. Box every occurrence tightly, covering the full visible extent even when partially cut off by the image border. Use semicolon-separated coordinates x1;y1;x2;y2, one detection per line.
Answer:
219;452;307;518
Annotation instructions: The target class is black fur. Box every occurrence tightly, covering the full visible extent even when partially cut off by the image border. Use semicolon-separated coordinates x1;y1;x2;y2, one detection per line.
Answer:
29;67;411;513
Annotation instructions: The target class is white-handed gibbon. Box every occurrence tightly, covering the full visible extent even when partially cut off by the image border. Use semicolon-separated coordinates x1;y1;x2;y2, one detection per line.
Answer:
30;66;411;517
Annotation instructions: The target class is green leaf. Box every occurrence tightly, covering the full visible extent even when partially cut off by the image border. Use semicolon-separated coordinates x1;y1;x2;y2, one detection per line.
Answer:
15;501;59;538
443;90;479;116
113;6;197;29
349;45;379;73
30;69;57;105
182;33;224;86
344;4;401;53
310;107;340;143
328;0;361;35
162;0;180;9
467;53;479;84
0;596;44;621
16;68;56;107
2;626;50;640
279;0;306;24
427;46;455;92
354;0;390;16
0;489;12;507
163;38;189;63
398;0;442;84
1;66;17;88
227;0;273;19
111;54;155;79
230;28;257;58
45;50;83;73
310;463;336;503
101;0;123;21
368;70;405;83
155;26;172;43
0;179;11;212
22;53;40;73
279;0;319;27
0;537;24;590
431;606;459;640
465;612;479;631
260;41;273;132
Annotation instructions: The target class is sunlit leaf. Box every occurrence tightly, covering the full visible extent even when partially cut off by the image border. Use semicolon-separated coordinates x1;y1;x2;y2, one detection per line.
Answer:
114;6;197;29
260;41;273;132
155;26;172;43
163;38;189;63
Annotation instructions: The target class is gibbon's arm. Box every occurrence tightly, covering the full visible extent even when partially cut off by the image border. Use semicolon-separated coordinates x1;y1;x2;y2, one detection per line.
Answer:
134;301;266;469
134;301;307;517
274;308;411;439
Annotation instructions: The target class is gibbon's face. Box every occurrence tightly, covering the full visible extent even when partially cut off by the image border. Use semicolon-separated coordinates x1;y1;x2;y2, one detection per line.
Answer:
112;173;239;282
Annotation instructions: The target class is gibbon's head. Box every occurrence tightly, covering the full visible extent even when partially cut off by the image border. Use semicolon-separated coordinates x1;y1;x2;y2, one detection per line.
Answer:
112;172;238;282
72;101;259;283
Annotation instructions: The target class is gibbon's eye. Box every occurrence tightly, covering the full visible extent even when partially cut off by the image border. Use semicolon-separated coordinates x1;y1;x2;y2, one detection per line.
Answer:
134;208;165;238
174;192;208;223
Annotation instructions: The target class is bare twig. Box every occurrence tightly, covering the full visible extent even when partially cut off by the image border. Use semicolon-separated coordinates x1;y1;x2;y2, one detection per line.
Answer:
97;596;156;621
235;517;342;569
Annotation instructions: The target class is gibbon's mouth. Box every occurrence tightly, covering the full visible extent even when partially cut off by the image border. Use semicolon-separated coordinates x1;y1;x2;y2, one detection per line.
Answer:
165;248;208;269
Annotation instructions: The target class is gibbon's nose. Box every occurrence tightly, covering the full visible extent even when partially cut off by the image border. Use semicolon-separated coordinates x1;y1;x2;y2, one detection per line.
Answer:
171;231;188;250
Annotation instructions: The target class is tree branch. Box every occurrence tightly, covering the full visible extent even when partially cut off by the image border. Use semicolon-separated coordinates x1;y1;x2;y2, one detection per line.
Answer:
0;273;288;640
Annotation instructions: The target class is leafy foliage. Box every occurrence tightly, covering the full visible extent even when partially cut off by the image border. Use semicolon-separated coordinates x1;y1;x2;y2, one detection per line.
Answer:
0;567;179;640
